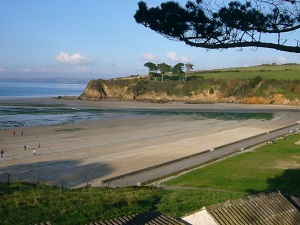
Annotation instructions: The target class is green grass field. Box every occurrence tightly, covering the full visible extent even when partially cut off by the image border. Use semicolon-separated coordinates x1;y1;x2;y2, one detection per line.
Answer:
192;63;300;80
1;134;299;224
164;133;300;196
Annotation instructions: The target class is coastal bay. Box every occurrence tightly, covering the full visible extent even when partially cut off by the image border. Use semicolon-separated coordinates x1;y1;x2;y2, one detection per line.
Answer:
1;98;300;188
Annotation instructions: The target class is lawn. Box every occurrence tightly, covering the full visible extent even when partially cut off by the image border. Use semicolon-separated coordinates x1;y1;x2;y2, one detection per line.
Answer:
163;133;300;197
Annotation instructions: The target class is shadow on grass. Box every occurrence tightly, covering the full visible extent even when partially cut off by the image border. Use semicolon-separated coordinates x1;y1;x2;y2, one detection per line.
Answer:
247;169;300;197
0;159;113;189
266;168;300;197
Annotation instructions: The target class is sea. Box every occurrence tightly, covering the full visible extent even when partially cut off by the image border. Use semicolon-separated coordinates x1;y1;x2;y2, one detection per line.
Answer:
0;82;86;99
0;82;274;128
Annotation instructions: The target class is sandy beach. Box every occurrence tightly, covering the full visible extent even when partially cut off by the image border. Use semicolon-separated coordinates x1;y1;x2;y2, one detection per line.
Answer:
1;99;300;188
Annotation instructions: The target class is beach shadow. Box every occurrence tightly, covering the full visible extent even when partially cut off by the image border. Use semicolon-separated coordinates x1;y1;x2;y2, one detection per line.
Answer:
0;159;114;189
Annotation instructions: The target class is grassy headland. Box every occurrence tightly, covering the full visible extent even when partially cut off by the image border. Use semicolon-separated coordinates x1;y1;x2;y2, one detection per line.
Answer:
81;63;300;104
190;63;300;80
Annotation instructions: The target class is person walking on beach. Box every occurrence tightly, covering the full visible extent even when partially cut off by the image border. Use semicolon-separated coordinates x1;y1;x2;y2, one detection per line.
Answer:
13;131;16;136
33;149;36;155
21;130;23;136
1;149;4;158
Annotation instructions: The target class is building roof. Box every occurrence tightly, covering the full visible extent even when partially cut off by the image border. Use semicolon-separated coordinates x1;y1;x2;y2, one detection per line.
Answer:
89;211;183;225
205;191;300;225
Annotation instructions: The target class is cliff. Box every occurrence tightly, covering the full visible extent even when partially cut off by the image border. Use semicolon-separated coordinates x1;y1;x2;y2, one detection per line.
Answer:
80;77;300;105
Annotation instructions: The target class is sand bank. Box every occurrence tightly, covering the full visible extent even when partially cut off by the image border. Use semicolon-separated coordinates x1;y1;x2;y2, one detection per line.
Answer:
0;99;300;188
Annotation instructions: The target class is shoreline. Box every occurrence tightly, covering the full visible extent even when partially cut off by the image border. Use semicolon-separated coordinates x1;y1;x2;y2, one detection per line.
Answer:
1;98;300;188
1;96;300;111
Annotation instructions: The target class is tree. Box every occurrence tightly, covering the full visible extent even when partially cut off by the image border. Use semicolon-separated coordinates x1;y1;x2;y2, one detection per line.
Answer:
184;63;193;82
157;63;172;81
171;63;185;81
144;62;157;80
134;0;300;53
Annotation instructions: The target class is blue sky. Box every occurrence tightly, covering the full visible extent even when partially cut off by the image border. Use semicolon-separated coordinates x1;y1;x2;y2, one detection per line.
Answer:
1;0;300;80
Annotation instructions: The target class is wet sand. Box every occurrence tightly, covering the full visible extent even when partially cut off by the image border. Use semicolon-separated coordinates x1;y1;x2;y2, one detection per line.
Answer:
1;99;300;188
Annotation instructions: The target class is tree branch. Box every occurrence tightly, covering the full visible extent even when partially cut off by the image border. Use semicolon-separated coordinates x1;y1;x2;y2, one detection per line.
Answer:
182;37;300;53
134;0;300;53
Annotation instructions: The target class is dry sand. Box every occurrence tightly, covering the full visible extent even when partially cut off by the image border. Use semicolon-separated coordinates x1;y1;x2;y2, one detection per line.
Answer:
0;99;300;188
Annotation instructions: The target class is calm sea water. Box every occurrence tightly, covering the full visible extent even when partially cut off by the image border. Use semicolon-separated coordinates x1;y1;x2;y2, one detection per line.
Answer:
0;82;86;99
0;82;274;128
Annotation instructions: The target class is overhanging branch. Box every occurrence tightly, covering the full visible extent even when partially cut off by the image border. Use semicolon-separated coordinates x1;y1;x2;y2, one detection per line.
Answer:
182;37;300;53
134;0;300;53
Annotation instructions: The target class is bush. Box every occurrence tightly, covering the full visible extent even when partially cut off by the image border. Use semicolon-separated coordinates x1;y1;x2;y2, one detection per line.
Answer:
250;75;263;88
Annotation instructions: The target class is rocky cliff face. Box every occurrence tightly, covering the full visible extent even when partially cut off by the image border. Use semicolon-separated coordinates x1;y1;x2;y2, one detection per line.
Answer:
80;78;300;105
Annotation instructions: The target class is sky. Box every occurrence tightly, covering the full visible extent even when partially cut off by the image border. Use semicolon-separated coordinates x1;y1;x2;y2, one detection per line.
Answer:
1;0;300;81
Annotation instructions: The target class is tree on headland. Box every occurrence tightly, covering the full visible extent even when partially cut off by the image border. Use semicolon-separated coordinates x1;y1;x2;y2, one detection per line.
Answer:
144;62;158;80
171;63;185;81
157;63;172;82
134;0;300;53
184;63;194;82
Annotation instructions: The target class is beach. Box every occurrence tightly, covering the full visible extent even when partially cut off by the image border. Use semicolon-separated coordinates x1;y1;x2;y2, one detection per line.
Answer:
1;98;300;188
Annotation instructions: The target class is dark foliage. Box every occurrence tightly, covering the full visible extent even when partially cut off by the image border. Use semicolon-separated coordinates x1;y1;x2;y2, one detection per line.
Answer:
134;1;300;53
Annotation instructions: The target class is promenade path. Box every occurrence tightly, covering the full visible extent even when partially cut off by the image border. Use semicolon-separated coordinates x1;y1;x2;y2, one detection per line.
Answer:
103;124;298;188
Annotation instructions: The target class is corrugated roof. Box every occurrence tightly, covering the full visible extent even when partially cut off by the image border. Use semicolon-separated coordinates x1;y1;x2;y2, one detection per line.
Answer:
205;191;300;225
88;211;183;225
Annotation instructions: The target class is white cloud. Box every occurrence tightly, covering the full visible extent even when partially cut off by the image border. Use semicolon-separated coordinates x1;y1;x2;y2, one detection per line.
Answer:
167;51;191;63
55;51;94;65
276;56;288;64
167;51;180;62
180;56;191;63
141;53;159;61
